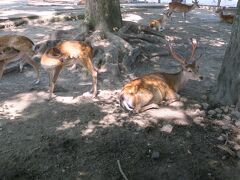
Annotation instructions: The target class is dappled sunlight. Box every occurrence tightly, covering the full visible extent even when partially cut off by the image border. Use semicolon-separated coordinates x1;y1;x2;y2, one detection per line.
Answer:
56;119;81;131
147;107;190;125
122;13;143;23
0;91;46;120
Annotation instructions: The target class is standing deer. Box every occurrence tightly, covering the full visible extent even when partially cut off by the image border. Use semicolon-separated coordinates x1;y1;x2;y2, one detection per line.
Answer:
169;0;200;20
41;40;98;100
216;7;235;24
0;35;40;84
149;10;172;31
119;38;203;113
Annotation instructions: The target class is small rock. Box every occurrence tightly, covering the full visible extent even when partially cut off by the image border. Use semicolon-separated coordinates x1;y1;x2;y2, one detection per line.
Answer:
151;151;160;160
194;104;202;109
208;110;216;116
237;151;240;159
216;114;222;119
180;97;188;102
0;127;2;131
217;135;225;141
193;117;204;124
235;121;240;127
202;103;209;110
221;106;229;114
160;124;173;133
221;155;227;160
215;108;223;114
230;105;236;108
196;110;206;117
185;131;191;138
201;95;208;100
223;115;232;121
231;111;240;120
0;107;3;112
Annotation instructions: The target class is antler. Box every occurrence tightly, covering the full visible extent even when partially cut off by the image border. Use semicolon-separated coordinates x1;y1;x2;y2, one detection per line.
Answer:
167;42;187;65
188;38;198;62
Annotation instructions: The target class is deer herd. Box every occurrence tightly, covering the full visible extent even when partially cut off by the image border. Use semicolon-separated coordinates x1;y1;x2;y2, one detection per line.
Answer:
0;1;236;113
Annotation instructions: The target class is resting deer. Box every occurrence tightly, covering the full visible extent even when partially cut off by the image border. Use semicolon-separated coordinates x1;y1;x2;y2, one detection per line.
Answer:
119;38;203;113
169;0;200;20
149;10;172;31
216;7;235;24
0;35;40;84
41;40;98;100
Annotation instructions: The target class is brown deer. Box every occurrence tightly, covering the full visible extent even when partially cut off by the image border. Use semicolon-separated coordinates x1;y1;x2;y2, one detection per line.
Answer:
119;38;203;113
149;10;172;31
40;40;98;100
0;35;40;84
169;0;200;20
216;7;235;24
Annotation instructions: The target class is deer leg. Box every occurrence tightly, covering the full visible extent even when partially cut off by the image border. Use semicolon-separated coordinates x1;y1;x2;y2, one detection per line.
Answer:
23;54;40;84
48;65;63;100
0;61;6;79
81;58;98;97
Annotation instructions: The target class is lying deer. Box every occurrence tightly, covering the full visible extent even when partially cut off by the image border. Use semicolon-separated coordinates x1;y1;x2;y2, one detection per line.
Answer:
149;11;172;31
216;7;235;24
169;0;200;20
41;40;98;100
0;35;40;84
119;38;203;113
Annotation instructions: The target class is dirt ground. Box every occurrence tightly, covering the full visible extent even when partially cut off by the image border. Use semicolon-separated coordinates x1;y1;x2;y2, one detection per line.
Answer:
0;7;240;180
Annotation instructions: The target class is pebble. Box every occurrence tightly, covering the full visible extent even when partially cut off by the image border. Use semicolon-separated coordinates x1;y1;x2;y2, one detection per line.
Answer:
223;115;232;121
216;114;222;119
221;106;229;113
197;110;206;117
194;104;202;109
215;108;223;114
180;97;188;102
151;151;160;160
160;124;173;133
235;121;240;127
0;107;3;112
201;103;209;110
217;135;225;141
237;151;240;159
231;111;240;120
201;95;208;100
208;110;216;116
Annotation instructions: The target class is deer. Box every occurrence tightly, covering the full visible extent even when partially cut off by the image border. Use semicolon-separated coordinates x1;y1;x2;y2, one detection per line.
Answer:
216;7;235;24
0;35;40;84
40;40;98;100
169;0;200;20
119;38;203;113
149;10;172;31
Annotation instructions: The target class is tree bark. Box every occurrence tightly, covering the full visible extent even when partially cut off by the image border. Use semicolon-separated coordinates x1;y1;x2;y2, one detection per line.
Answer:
85;0;122;31
214;0;240;106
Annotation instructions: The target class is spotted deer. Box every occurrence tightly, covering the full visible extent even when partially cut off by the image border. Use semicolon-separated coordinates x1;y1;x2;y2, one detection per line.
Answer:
169;0;200;20
40;40;98;100
119;38;203;113
216;7;235;24
149;10;172;31
0;35;40;84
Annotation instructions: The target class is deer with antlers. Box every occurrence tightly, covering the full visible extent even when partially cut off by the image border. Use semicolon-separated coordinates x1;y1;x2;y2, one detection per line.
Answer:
40;40;98;100
0;35;40;84
169;0;200;20
216;7;235;24
119;38;203;113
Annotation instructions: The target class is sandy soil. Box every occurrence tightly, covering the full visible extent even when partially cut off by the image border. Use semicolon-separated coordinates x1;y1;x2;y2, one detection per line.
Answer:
0;8;240;180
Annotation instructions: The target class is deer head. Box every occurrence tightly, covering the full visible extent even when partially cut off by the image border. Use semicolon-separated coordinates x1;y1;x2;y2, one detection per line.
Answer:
168;38;203;81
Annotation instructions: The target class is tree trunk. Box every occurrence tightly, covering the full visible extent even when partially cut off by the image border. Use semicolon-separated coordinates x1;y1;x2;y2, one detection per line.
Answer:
217;0;221;7
214;0;240;106
85;0;122;31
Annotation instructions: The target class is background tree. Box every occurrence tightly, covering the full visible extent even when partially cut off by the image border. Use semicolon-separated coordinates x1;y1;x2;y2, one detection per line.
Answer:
85;0;122;31
213;0;240;106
